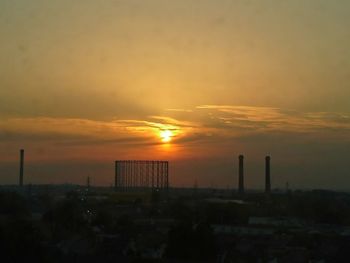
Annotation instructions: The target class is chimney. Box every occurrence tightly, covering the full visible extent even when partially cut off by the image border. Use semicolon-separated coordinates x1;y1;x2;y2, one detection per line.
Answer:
115;161;118;191
265;156;271;194
19;149;24;187
238;155;244;194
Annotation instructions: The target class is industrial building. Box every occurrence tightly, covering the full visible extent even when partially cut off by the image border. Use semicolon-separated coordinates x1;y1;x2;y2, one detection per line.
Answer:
115;160;169;192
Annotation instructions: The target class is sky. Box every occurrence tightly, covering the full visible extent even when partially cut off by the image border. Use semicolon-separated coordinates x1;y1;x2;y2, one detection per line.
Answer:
0;0;350;189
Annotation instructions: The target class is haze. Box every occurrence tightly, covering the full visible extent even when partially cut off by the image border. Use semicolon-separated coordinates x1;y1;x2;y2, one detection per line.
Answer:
1;0;350;189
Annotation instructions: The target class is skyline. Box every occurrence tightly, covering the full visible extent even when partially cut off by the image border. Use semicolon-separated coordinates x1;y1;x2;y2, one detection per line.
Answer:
1;0;350;189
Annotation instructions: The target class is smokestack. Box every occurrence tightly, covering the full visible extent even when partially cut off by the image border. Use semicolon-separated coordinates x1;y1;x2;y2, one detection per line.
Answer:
115;161;118;191
19;149;24;187
265;156;271;194
238;155;244;194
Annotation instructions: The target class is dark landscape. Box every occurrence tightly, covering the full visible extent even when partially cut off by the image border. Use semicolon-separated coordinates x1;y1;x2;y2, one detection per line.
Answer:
2;154;350;262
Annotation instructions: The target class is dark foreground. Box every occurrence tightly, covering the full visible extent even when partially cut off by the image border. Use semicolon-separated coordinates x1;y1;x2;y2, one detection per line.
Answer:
1;185;350;262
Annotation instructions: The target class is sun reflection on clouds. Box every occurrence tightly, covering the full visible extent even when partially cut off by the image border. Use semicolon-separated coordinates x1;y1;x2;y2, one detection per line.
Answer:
116;117;188;145
1;105;349;152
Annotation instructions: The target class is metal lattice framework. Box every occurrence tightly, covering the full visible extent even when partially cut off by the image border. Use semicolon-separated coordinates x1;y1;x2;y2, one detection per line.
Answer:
115;160;169;191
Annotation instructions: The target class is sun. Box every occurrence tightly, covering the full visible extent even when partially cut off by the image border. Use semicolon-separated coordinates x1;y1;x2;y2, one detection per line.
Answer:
159;130;173;143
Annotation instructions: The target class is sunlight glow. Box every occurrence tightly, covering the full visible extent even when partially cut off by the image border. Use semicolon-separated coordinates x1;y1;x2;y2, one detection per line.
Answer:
159;130;173;143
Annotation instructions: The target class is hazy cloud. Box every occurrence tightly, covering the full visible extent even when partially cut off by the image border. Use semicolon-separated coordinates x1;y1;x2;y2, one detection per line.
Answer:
195;105;350;136
1;105;349;147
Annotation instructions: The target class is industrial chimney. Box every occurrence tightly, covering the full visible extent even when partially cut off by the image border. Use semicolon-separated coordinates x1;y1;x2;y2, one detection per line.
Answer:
265;156;271;194
238;155;244;194
19;149;24;187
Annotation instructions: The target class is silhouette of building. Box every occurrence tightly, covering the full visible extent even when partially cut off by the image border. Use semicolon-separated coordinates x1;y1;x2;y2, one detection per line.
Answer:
265;156;271;194
19;149;24;187
238;155;244;194
115;160;169;191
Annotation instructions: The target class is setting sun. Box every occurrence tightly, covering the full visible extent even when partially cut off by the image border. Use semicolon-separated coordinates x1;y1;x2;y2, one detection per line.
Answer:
160;130;173;143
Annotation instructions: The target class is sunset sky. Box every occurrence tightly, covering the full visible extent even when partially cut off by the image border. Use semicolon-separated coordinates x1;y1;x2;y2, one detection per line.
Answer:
1;0;350;189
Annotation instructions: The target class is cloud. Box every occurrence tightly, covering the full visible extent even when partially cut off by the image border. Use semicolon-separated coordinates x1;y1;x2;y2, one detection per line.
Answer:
0;105;349;150
195;105;350;135
149;115;196;128
165;108;193;113
0;116;192;145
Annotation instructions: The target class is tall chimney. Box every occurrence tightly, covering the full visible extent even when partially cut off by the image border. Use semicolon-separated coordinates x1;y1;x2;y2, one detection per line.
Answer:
115;161;118;191
238;155;244;194
265;156;271;194
19;149;24;187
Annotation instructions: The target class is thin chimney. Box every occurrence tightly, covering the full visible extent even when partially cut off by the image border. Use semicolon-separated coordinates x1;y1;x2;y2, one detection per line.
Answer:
238;155;244;194
19;149;24;187
265;156;271;194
